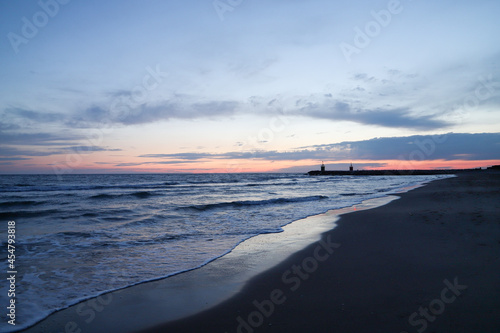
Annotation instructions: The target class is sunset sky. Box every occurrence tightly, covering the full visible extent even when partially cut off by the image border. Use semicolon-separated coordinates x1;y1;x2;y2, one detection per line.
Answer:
1;0;499;174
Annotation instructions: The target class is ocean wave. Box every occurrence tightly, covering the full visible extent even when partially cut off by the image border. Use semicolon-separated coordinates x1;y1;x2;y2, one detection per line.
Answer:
0;200;45;208
90;191;157;200
2;182;170;193
131;191;154;198
120;217;161;228
57;231;97;238
186;179;240;185
221;228;284;236
89;233;191;249
244;182;296;187
82;212;99;217
182;195;329;211
0;209;60;219
90;193;117;199
154;233;189;242
252;227;284;235
339;192;374;196
2;178;298;193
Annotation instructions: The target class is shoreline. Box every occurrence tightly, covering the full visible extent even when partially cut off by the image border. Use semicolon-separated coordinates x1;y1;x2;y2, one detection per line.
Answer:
143;171;500;332
19;197;402;332
20;172;500;332
19;178;424;333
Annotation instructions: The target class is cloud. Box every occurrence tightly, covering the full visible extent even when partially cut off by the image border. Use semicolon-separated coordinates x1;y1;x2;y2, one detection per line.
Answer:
0;157;31;161
139;153;213;160
299;133;500;161
1;97;242;131
58;146;122;153
139;150;326;161
353;73;376;82
0;132;84;146
0;144;121;158
4;108;62;123
69;99;241;127
295;100;450;130
1;108;65;134
0;122;20;131
115;160;200;167
2;60;497;132
0;146;56;157
138;133;500;163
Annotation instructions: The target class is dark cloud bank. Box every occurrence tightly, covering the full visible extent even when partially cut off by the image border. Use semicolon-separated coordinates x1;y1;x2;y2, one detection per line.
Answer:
2;93;450;131
139;133;500;164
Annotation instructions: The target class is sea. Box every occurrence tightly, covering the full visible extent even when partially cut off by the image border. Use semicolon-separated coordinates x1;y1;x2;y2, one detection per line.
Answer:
0;173;452;331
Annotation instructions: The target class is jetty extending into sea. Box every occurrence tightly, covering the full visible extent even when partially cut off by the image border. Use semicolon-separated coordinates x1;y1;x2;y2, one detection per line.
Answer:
307;162;494;176
307;169;481;176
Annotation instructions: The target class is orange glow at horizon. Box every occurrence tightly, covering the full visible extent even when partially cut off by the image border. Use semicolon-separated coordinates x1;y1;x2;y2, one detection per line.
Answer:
3;157;499;174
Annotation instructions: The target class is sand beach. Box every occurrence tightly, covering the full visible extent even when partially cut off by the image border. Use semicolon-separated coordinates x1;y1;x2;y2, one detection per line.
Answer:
21;171;500;333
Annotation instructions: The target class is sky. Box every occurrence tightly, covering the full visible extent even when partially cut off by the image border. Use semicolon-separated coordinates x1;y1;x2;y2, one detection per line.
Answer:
1;0;499;174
